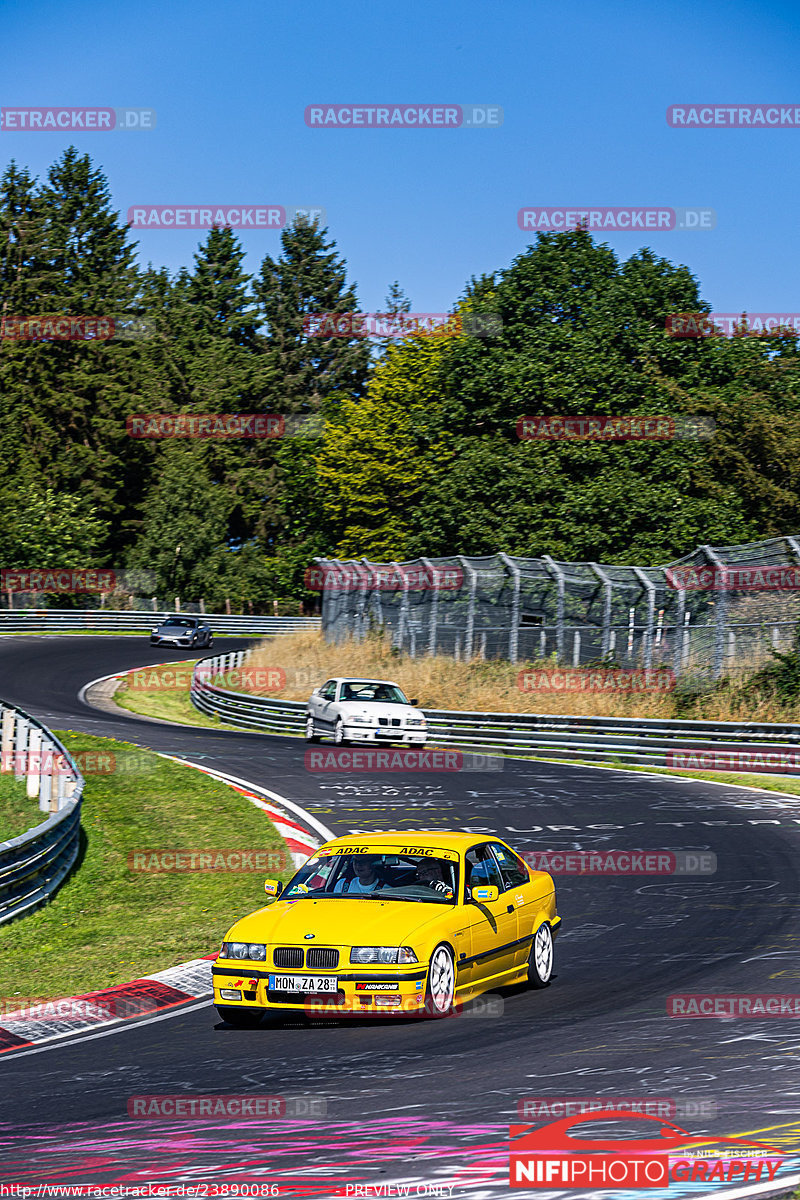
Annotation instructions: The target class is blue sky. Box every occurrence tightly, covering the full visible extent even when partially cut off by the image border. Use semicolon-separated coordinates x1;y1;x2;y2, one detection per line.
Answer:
2;0;799;314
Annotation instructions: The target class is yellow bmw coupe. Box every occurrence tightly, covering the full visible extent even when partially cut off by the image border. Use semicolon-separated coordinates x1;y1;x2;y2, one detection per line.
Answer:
213;830;561;1025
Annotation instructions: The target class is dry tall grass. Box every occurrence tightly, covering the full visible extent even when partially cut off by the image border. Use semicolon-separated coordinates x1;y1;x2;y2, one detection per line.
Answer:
238;630;798;722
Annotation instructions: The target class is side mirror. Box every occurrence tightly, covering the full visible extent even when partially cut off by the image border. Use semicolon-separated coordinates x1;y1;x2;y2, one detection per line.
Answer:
264;879;283;898
410;698;419;706
470;885;499;904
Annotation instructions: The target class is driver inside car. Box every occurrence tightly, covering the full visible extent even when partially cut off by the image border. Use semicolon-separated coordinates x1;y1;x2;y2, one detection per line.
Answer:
334;855;384;894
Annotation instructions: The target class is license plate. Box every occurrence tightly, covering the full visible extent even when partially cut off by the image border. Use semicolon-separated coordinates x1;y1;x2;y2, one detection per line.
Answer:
376;730;397;737
268;974;338;993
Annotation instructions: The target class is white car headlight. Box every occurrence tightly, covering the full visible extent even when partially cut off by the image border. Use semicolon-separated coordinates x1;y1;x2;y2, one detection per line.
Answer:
349;946;418;964
221;942;266;961
406;718;426;727
348;715;375;725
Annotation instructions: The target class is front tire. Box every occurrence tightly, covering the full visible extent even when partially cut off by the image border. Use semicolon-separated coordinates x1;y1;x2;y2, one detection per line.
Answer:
216;1005;265;1028
305;716;321;743
334;718;348;746
527;921;553;988
425;943;455;1016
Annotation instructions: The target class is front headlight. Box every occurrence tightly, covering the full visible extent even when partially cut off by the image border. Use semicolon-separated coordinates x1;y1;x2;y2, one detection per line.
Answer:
221;942;266;961
406;718;426;727
348;715;375;725
350;946;418;964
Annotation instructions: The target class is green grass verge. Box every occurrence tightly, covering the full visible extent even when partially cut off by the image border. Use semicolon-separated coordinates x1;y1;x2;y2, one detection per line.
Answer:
113;660;225;730
0;772;43;841
0;731;294;1002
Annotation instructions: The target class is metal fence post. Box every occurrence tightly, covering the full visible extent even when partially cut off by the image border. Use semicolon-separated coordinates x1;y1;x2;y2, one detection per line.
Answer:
1;707;13;770
39;751;52;813
459;558;477;660
543;556;565;662
702;545;727;678
14;715;29;782
391;562;410;653
499;554;521;664
672;586;686;677
589;563;613;659
632;568;656;668
420;557;439;655
26;726;42;800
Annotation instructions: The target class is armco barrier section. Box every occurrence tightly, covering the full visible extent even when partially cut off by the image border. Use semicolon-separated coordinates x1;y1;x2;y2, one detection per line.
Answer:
191;650;800;773
0;702;84;924
0;610;320;636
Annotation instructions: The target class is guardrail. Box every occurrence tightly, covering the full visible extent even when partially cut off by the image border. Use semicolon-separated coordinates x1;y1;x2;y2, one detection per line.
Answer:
191;649;800;774
0;610;320;636
0;702;84;924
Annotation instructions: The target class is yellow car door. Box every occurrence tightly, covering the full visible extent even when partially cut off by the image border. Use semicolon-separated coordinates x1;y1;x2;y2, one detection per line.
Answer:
488;840;537;968
460;843;519;987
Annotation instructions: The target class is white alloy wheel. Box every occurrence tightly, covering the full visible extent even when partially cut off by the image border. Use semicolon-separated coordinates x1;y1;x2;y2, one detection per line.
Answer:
528;922;553;987
426;944;455;1015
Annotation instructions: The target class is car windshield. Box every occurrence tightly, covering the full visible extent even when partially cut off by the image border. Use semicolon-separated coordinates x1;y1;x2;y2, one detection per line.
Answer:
281;852;458;903
339;682;408;704
163;618;195;627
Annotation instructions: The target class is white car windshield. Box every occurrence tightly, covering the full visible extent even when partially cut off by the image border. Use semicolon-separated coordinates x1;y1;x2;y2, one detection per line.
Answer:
281;852;458;903
339;682;408;704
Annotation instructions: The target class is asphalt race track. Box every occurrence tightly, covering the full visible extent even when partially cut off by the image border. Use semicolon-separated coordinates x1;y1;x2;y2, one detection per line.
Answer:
1;636;800;1197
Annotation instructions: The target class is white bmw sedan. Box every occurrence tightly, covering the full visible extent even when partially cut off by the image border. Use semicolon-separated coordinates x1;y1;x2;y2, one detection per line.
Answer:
305;677;428;746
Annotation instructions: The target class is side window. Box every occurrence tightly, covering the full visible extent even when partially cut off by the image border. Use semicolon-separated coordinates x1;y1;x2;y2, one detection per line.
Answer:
465;844;504;894
490;843;528;891
320;680;337;700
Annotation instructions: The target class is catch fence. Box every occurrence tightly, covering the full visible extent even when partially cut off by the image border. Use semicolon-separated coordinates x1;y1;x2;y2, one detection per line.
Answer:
315;536;800;678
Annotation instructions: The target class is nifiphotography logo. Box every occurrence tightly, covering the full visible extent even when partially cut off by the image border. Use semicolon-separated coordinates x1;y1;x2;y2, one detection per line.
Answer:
509;1110;785;1188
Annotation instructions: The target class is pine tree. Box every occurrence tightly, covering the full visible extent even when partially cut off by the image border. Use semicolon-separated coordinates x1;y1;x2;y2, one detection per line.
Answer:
254;217;370;412
0;150;142;559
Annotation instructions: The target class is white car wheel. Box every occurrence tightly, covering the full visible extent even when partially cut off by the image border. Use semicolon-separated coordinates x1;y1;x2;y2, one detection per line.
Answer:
305;716;320;744
426;944;455;1016
334;718;348;746
528;922;553;988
